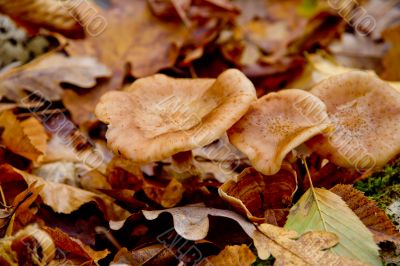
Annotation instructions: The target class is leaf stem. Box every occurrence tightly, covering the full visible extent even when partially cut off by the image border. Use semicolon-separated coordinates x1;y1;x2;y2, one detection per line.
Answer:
0;185;6;206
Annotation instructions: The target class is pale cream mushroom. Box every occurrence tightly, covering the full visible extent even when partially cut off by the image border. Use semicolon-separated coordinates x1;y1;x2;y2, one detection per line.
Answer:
95;69;256;163
307;71;400;170
228;89;332;175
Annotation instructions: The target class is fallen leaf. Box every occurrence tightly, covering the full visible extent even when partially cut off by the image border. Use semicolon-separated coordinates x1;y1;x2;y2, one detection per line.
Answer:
0;111;48;161
289;53;400;92
219;166;297;224
0;164;130;221
117;244;177;266
199;244;255;266
331;184;400;244
285;187;380;265
143;178;185;208
0;52;110;102
43;226;109;264
381;24;400;81
33;161;78;186
0;0;84;36
63;0;188;124
255;223;367;266
142;205;256;241
0;224;56;265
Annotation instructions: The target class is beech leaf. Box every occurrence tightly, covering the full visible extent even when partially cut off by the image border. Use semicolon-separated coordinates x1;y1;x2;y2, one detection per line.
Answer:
331;184;400;244
285;187;381;265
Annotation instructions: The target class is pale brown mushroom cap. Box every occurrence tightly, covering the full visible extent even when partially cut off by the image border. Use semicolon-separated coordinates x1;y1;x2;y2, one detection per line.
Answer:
95;69;256;163
228;89;332;175
307;71;400;170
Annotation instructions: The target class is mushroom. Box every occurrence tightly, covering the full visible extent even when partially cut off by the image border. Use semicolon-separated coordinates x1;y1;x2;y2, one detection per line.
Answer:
228;89;332;175
95;69;256;163
307;71;400;170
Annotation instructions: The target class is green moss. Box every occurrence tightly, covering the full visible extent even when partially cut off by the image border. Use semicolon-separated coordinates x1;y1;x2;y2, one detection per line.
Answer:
252;256;275;266
355;158;400;208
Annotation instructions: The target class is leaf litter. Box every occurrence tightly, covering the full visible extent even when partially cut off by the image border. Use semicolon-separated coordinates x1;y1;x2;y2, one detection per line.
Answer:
0;0;399;265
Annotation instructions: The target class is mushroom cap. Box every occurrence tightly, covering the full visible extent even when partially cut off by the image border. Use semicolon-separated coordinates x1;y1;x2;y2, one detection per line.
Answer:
228;89;332;175
95;69;256;163
307;71;400;170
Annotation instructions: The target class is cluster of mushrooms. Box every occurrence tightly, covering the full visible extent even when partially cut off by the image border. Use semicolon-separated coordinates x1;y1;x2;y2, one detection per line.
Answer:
95;69;400;218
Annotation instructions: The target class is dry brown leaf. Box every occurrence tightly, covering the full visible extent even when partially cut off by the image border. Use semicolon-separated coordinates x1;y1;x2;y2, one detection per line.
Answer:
331;184;400;244
0;164;130;221
381;24;400;81
0;111;48;161
219;166;297;224
199;244;256;266
0;0;84;36
143;178;185;208
0;53;110;102
254;223;367;265
44;226;109;264
63;0;188;124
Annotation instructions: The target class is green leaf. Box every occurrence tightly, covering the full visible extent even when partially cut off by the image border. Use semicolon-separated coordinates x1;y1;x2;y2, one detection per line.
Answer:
284;187;381;266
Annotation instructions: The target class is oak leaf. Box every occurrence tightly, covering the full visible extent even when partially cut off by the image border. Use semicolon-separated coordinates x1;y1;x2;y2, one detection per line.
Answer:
255;223;367;266
0;111;48;161
285;187;381;265
331;184;400;244
199;244;256;266
142;205;257;241
0;53;110;102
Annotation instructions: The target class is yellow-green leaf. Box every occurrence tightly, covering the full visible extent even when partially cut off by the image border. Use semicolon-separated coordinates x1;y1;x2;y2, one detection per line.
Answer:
285;187;381;266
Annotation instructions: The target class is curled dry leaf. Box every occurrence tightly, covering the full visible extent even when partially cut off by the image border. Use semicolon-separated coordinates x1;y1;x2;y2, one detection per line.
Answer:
96;69;256;163
43;226;109;264
228;89;331;175
285;187;380;265
381;24;400;81
0;111;48;161
219;166;297;225
199;244;256;266
0;53;110;102
63;0;188;124
0;164;130;221
307;71;400;170
0;0;84;36
331;184;400;244
255;223;367;266
142;205;257;241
